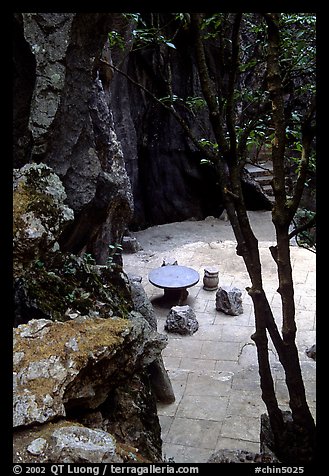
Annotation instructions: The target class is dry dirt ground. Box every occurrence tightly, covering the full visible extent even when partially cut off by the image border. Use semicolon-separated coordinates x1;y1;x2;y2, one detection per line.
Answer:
132;210;278;253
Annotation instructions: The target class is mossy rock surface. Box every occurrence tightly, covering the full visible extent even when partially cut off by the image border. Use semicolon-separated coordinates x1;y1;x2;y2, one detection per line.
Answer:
15;252;133;325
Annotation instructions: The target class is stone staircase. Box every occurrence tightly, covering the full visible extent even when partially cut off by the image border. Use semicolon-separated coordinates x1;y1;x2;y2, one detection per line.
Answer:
245;162;275;204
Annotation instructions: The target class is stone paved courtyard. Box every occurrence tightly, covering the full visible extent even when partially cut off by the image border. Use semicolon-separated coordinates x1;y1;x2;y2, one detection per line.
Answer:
122;211;316;463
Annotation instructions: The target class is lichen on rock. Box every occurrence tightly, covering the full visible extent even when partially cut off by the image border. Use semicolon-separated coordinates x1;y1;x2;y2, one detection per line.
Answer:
13;314;166;429
13;163;74;277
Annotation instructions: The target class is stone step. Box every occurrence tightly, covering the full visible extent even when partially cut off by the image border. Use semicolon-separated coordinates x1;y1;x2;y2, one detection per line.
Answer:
245;162;290;205
256;175;273;186
245;163;273;178
261;184;274;195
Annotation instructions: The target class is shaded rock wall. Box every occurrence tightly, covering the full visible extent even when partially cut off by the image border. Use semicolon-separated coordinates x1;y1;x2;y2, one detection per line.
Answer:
109;13;271;229
110;22;223;228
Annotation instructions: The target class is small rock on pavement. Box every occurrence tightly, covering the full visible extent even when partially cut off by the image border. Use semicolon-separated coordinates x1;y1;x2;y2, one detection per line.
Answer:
165;305;199;335
306;344;316;361
216;286;243;315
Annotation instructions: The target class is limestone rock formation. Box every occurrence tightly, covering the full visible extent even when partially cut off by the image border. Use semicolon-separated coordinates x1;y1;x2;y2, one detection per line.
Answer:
109;14;272;228
13;420;149;463
12;147;169;463
12;12;178;464
208;449;279;463
13;12;133;264
13;314;165;462
13;315;165;427
12;161;132;326
129;277;175;403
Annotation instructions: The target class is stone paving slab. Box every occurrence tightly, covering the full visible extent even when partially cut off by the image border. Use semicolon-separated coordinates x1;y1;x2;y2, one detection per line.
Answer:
122;214;316;463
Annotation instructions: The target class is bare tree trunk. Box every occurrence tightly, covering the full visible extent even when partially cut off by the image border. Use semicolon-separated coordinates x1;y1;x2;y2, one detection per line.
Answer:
190;12;286;448
264;13;316;458
190;12;315;462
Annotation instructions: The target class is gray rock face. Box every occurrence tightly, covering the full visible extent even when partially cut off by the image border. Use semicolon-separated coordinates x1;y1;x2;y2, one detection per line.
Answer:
109;15;272;228
13;13;133;264
50;425;119;463
13;420;142;463
128;278;175;403
216;286;243;316
165;305;199;335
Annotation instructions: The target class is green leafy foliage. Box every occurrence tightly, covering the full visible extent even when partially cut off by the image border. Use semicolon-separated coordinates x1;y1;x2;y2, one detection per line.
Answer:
132;27;176;49
159;94;206;114
185;96;207;111
293;208;316;251
108;31;125;50
198;138;219;151
200;13;225;39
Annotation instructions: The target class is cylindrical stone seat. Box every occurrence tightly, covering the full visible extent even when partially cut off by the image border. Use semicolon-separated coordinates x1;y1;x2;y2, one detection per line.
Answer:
203;266;219;291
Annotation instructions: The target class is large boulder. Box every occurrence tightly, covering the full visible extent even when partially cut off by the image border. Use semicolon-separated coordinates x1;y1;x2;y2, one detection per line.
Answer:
13;314;165;428
13;421;149;463
13;313;166;462
216;286;244;316
165;305;199;335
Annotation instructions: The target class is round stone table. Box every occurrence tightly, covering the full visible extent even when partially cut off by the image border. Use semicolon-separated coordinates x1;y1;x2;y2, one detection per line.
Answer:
148;265;200;304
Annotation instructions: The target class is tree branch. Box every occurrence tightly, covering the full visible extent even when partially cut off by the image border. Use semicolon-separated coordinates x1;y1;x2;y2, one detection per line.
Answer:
288;97;316;218
226;13;242;155
263;13;287;215
289;214;316;241
189;13;229;155
109;62;217;162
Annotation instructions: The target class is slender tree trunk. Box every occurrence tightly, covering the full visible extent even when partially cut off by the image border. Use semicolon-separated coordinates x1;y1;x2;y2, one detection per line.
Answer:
190;12;286;448
264;13;316;458
190;12;315;461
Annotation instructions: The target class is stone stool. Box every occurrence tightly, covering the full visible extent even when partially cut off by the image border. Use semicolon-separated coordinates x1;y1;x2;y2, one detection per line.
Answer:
203;266;219;291
122;236;142;253
162;257;178;266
